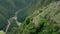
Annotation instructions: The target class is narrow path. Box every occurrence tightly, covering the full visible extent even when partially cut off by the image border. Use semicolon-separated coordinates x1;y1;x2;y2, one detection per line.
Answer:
5;2;34;34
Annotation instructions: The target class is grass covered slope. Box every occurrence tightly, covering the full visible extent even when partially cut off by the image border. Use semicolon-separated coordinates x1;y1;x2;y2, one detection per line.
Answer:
0;0;60;34
10;1;60;34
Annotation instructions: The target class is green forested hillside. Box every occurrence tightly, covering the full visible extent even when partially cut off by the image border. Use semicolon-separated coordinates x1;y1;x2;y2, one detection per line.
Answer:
0;0;60;34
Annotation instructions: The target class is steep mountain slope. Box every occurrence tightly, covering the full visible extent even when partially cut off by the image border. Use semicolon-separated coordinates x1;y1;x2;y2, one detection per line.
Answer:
0;0;37;32
9;1;60;34
0;0;60;34
0;0;55;31
21;1;60;34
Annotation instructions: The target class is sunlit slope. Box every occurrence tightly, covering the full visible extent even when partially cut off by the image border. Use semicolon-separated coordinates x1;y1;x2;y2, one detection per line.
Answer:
10;1;60;34
0;0;60;34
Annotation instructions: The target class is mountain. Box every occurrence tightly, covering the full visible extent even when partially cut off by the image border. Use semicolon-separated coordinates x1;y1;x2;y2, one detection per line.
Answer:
0;0;60;34
0;0;37;32
8;0;60;34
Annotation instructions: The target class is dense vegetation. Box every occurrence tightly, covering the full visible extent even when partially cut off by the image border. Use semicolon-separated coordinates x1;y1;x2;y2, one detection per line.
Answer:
0;0;60;34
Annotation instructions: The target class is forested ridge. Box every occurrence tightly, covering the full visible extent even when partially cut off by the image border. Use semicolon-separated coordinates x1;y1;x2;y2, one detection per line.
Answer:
0;0;60;34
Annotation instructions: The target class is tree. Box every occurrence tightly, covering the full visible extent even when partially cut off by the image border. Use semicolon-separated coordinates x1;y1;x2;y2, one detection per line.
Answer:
0;14;8;31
